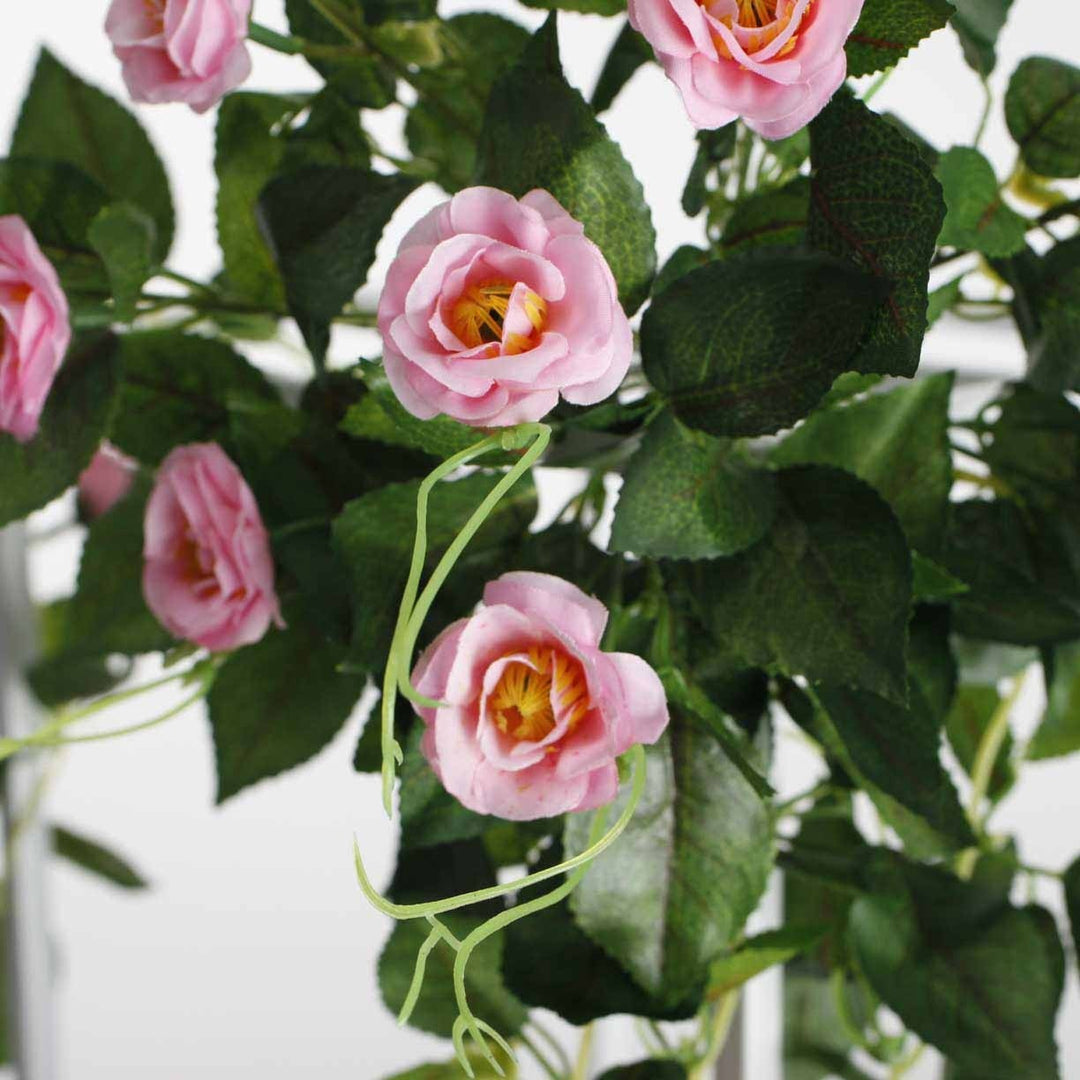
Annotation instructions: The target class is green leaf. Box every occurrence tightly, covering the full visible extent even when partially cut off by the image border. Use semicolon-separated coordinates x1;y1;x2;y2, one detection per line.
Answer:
592;19;654;113
809;89;947;377
111;330;277;464
771;374;954;556
652;245;711;296
641;254;886;438
1065;857;1080;979
597;1064;688;1080
1006;57;1080;179
946;684;1015;799
63;478;174;658
783;973;873;1080
257;166;419;366
944;500;1080;645
333;472;538;670
1021;237;1080;393
846;0;955;77
813;686;975;855
475;14;657;314
521;0;624;12
951;0;1015;76
721;176;810;255
850;859;1066;1079
0;333;119;527
12;49;174;258
378;914;527;1038
682;127;736;218
1029;642;1080;760
707;926;827;997
685;467;912;704
405;14;531;194
52;826;147;889
927;276;962;326
912;553;969;602
936;147;1027;257
611;411;777;560
207;623;366;803
88;203;156;322
565;719;774;1006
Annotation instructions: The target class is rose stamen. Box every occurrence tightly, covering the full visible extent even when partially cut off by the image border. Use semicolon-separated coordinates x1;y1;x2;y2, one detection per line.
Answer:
490;646;589;743
143;0;166;33
450;279;547;354
705;0;808;59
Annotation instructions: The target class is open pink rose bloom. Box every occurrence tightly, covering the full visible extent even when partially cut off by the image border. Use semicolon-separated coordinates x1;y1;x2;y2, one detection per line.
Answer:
378;187;633;428
143;443;282;652
105;0;253;113
411;572;669;820
629;0;866;138
0;215;71;444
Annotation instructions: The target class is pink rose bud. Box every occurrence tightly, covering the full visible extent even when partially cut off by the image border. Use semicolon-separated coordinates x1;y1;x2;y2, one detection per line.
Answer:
410;572;669;821
78;443;138;520
378;187;633;428
105;0;253;114
143;443;283;652
0;216;71;444
629;0;866;139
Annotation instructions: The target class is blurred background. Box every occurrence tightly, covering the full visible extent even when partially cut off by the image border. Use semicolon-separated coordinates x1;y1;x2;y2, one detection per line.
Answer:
1;1;1079;1076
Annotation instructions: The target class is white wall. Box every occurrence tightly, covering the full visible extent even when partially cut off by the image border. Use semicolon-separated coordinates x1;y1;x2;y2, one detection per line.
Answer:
2;2;1079;1077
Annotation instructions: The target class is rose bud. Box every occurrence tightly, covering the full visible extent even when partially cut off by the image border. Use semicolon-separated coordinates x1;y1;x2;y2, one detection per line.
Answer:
105;0;253;114
378;186;633;428
410;572;669;821
0;216;71;444
629;0;866;139
78;443;138;520
143;443;283;652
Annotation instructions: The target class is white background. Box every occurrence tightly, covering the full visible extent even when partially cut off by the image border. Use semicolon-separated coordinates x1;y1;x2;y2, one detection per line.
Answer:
2;1;1080;1077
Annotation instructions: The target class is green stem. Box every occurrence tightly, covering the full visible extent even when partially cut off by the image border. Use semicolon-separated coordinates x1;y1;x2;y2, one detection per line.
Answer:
773;777;832;817
248;20;305;54
571;1023;595;1080
515;1030;563;1080
689;992;740;1080
973;75;993;148
35;686;207;747
861;65;894;104
527;1019;573;1075
889;1042;925;1080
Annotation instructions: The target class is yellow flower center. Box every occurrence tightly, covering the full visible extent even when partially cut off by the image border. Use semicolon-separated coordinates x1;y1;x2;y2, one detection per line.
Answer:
489;646;590;744
144;0;166;33
707;0;809;59
450;279;547;355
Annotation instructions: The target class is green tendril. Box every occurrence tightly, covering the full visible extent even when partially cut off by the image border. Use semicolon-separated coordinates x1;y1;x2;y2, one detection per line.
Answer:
379;423;551;816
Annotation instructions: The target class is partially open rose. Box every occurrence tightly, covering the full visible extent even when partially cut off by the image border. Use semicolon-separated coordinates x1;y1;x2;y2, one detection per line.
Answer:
410;572;669;821
105;0;253;113
378;187;633;428
78;443;138;520
629;0;866;138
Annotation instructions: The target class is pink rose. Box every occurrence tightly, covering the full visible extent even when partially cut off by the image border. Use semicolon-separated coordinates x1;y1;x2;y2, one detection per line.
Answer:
78;443;138;519
143;443;283;651
629;0;866;139
0;216;71;444
105;0;253;114
411;572;669;820
378;187;633;428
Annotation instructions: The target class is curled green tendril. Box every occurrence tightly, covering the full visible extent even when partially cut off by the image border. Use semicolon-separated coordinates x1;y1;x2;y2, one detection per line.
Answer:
379;422;552;816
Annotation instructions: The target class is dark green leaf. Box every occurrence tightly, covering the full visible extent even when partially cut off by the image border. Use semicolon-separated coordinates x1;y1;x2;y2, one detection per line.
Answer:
53;826;147;889
784;973;873;1080
652;245;711;296
927;277;962;326
208;623;366;802
88;203;156;321
378;915;526;1038
944;500;1080;645
565;719;774;1006
952;0;1015;76
687;467;912;703
947;684;1015;798
937;147;1027;257
13;49;173;258
257;166;418;366
1006;57;1080;179
597;1064;688;1080
0;333;118;527
641;254;885;438
809;90;946;377
592;19;654;113
111;330;276;464
912;553;969;602
772;374;954;556
846;0;955;77
850;859;1065;1079
1029;642;1080;760
1065;857;1080;978
1022;237;1080;393
475;14;656;314
708;926;827;997
682;127;736;218
721;176;810;255
611;411;777;560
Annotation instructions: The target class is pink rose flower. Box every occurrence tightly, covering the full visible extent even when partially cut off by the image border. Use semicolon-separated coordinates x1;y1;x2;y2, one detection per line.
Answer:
411;572;669;821
78;443;138;519
0;216;71;444
629;0;866;139
105;0;253;114
378;187;633;428
143;443;283;651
